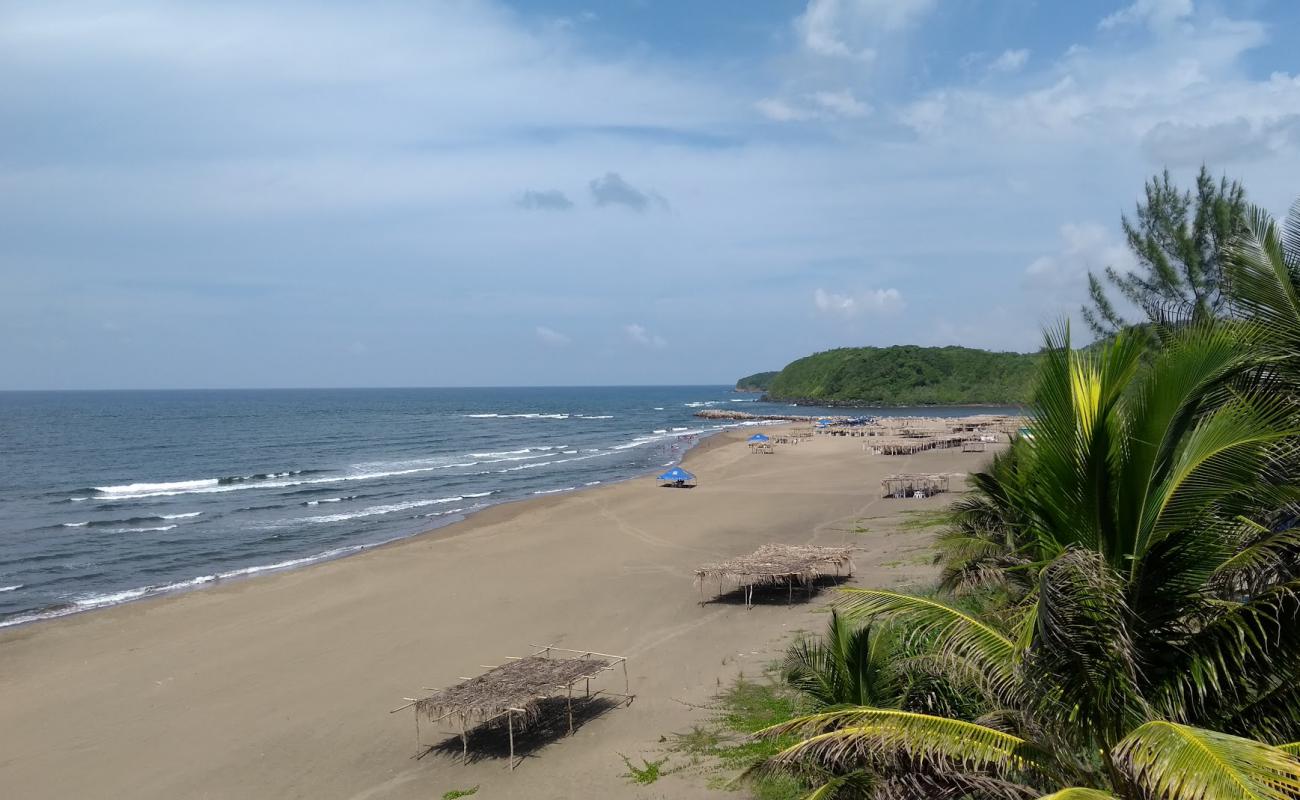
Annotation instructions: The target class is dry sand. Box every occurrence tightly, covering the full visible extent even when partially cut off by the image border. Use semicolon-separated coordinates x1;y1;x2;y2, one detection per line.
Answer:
0;428;994;800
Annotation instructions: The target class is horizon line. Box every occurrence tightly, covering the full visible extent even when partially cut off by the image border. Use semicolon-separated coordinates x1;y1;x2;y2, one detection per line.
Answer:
0;382;745;393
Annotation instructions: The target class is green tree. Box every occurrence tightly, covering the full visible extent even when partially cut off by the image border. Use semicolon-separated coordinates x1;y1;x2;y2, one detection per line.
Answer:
782;610;902;710
1224;200;1300;392
1084;167;1246;335
754;324;1300;799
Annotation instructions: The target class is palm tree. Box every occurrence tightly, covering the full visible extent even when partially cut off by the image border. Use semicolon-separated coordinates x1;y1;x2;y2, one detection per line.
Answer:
1225;200;1300;392
753;323;1300;799
782;610;901;710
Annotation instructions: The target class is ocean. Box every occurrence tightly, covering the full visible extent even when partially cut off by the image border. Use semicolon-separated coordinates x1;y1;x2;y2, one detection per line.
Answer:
0;387;1018;627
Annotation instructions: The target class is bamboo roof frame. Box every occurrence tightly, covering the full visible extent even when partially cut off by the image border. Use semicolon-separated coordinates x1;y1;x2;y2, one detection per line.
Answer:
694;543;856;608
391;644;632;771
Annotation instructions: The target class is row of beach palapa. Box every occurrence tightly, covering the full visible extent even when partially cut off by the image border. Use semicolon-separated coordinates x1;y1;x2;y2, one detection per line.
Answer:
392;413;1018;774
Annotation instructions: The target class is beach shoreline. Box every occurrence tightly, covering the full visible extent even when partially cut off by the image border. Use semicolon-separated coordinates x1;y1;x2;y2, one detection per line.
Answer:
0;424;750;632
0;426;995;799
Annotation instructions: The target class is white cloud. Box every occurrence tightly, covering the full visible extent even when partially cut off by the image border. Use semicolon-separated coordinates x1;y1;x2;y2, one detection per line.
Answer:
759;89;871;123
813;287;904;317
1024;223;1135;293
623;323;667;349
535;326;571;346
756;98;814;122
989;49;1030;73
1099;0;1194;32
811;89;871;118
795;0;935;60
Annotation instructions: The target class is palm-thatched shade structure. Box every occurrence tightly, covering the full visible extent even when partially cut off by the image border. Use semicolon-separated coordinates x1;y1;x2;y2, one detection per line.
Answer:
694;543;855;608
392;645;631;770
881;473;950;498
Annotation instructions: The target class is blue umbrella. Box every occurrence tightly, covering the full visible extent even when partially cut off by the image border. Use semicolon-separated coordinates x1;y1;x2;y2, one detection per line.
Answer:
748;433;770;443
658;467;695;482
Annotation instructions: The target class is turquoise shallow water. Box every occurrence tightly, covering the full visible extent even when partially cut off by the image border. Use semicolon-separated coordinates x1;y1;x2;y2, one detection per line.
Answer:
0;387;1019;625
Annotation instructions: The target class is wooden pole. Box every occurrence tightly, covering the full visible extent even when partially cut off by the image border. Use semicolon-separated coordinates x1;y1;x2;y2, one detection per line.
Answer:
622;658;630;700
567;684;574;735
461;715;468;765
508;712;515;771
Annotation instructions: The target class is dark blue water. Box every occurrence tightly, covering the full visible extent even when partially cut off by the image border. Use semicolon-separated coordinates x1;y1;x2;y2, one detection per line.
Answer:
0;387;1018;626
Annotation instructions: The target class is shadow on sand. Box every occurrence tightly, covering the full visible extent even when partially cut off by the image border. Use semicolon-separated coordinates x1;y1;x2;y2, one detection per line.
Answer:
423;696;623;766
700;574;853;607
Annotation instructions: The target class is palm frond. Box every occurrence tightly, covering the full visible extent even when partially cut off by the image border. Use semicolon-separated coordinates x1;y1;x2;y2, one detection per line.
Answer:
1032;790;1119;800
838;589;1020;702
755;708;1042;776
1028;548;1145;746
1114;721;1300;800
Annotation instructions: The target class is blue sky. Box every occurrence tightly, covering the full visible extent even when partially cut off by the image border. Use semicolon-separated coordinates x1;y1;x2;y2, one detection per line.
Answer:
3;0;1300;389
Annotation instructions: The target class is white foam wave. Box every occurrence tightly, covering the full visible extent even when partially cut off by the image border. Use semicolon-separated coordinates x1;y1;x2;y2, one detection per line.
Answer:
62;521;89;527
532;487;574;495
161;512;202;519
0;535;418;628
584;481;602;486
652;407;665;410
294;494;484;524
462;412;572;419
577;414;614;419
112;525;177;533
0;584;22;593
94;462;477;500
95;478;218;495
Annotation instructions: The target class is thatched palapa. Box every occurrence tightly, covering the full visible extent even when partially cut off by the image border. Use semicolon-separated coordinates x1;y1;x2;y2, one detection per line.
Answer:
695;543;855;608
415;655;610;726
393;645;631;770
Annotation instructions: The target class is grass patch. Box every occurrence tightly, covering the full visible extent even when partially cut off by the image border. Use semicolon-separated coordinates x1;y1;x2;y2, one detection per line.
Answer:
441;787;479;800
898;509;951;531
666;674;809;799
620;754;669;785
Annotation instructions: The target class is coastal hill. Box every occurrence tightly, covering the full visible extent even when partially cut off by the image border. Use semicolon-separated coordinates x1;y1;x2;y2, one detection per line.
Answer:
738;345;1038;406
734;370;779;392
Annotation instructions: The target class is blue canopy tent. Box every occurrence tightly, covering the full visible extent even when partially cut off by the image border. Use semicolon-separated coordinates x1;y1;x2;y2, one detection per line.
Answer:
658;466;696;487
748;433;770;443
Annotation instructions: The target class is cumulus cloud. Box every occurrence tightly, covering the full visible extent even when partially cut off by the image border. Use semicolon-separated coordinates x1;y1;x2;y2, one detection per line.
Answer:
589;172;667;212
1099;0;1193;32
811;89;871;117
535;325;571;346
756;98;814;122
518;189;573;210
813;287;904;317
1024;223;1135;293
623;323;667;349
757;89;870;122
989;49;1030;73
795;0;935;60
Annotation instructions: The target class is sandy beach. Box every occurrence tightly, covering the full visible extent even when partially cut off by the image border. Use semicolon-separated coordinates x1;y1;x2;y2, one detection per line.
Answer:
0;428;991;800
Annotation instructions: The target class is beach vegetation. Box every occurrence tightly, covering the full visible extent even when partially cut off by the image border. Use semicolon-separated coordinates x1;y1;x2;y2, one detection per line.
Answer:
1084;166;1247;336
737;371;780;392
762;345;1041;406
744;293;1300;798
441;786;479;800
620;754;669;785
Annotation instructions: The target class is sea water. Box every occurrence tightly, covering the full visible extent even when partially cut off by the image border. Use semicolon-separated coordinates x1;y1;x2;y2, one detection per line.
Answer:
0;387;1019;626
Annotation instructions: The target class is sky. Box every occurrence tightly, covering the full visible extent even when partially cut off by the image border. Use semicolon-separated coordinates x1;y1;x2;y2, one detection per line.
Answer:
3;0;1300;389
